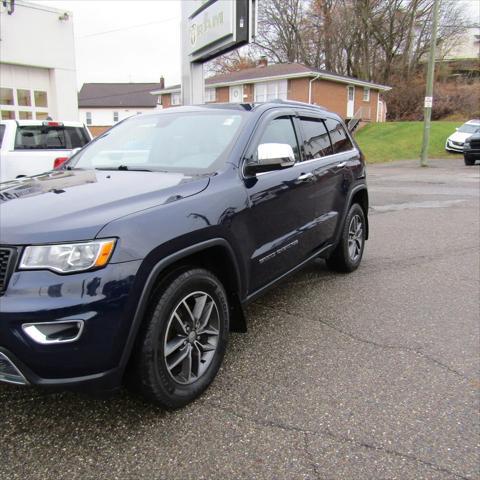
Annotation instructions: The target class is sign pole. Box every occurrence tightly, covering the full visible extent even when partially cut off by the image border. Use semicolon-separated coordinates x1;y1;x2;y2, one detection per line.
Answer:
420;0;440;167
180;2;204;106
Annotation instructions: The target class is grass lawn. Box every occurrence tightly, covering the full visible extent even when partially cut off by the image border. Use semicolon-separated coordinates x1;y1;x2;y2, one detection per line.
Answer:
354;121;463;163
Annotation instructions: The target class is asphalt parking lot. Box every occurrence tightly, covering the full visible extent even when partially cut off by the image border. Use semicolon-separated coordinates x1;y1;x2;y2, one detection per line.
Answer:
1;157;479;480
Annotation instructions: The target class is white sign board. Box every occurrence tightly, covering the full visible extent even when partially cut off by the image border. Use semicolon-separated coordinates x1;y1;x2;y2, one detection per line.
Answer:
188;1;234;55
424;96;433;108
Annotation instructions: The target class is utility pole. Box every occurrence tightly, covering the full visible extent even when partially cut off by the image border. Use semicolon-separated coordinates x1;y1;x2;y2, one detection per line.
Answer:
420;0;441;167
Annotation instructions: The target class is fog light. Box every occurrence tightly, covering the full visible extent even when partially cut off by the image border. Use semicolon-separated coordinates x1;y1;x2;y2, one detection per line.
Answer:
22;320;84;344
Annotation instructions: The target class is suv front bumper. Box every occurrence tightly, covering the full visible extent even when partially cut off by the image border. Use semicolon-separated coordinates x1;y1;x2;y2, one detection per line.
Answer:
0;259;142;391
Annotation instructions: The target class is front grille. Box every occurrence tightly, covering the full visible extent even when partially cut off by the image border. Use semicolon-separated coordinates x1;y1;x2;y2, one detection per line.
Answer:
470;140;480;149
452;141;463;147
0;247;16;292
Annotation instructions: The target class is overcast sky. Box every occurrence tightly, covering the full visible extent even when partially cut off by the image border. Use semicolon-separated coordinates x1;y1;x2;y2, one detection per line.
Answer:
35;0;479;91
37;0;182;89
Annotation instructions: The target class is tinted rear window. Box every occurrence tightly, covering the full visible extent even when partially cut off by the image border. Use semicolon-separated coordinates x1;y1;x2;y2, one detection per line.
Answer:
0;125;5;148
14;126;90;150
299;117;333;159
325;119;354;153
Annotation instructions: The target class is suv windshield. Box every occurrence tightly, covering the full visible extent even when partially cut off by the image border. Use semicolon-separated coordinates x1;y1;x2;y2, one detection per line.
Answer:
458;124;480;134
14;126;90;150
70;111;244;174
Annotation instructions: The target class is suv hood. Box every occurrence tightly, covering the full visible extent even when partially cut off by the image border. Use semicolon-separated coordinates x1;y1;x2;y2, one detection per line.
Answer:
0;169;210;244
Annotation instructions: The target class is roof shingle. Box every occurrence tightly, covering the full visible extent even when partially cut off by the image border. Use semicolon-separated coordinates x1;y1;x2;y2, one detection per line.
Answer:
78;83;162;108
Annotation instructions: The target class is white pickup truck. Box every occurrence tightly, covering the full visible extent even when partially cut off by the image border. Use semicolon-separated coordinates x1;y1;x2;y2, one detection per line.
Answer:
0;120;92;182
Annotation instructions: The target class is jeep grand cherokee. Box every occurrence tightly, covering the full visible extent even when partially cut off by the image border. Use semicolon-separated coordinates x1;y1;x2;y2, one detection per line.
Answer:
0;101;369;408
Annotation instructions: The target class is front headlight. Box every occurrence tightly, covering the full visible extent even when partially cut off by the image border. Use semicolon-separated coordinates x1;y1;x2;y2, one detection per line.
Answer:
464;142;470;148
20;239;116;273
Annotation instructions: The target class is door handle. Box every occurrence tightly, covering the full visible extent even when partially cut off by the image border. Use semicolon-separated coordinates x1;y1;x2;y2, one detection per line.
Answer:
297;172;314;181
336;161;347;168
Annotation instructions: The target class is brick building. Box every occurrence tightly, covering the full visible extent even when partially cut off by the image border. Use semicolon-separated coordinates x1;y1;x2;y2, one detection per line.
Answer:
151;62;391;123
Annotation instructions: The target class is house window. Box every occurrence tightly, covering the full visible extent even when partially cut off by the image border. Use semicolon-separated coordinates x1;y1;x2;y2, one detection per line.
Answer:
36;112;49;120
86;112;92;125
205;88;216;103
171;92;181;106
0;88;14;105
34;91;48;108
113;111;119;122
363;87;370;102
17;89;32;107
254;80;288;102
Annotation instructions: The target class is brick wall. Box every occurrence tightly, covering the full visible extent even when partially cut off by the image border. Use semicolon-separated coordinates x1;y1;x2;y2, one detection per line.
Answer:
155;78;383;122
88;126;109;137
161;93;172;108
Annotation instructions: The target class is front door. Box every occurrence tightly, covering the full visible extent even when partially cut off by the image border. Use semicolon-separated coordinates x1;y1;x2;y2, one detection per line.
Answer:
229;85;243;103
347;86;355;118
241;113;316;292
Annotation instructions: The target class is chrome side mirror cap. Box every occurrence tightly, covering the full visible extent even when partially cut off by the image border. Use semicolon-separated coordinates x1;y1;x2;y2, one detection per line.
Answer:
245;143;296;175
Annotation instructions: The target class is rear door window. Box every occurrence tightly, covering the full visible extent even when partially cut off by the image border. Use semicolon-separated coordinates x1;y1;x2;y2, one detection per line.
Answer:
299;117;333;159
324;118;354;154
14;126;90;150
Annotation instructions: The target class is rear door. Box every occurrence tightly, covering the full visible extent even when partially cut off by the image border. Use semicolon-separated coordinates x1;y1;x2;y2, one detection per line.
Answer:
296;114;359;248
241;110;317;292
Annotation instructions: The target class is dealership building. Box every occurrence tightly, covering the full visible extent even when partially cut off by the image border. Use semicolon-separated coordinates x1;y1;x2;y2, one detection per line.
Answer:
0;0;79;121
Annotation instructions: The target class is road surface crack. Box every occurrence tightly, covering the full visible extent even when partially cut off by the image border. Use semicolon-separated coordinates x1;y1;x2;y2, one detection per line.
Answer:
209;403;472;480
257;303;470;382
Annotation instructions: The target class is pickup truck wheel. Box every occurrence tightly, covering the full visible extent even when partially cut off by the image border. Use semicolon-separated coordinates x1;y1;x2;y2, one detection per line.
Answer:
326;203;365;273
464;155;475;166
133;268;229;409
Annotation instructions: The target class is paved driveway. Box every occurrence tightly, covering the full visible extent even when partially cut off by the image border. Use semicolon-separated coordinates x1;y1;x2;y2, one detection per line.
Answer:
1;158;479;480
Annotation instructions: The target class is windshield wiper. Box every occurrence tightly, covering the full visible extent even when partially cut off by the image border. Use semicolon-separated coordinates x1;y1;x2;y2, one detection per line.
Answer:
95;165;152;172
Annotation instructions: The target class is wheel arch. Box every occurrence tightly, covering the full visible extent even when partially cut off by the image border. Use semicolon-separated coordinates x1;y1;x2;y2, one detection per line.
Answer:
119;239;246;376
350;187;369;239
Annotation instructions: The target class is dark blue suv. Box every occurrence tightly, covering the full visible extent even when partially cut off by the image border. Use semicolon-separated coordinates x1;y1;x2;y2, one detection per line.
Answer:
0;101;368;408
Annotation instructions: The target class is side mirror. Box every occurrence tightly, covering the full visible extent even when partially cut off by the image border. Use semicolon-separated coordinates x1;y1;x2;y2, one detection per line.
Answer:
245;143;295;175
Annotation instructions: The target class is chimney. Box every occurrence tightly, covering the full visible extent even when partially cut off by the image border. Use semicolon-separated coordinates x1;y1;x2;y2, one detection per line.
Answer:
159;76;165;89
258;56;268;68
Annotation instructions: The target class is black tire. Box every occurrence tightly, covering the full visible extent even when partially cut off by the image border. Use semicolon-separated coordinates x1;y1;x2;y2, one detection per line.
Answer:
132;268;229;409
326;203;366;273
464;155;475;166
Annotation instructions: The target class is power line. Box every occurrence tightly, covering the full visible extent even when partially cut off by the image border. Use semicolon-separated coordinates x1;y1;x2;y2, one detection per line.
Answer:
78;17;179;39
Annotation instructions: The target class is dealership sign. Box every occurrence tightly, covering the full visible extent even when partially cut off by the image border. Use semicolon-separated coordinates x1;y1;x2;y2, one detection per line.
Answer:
187;0;255;62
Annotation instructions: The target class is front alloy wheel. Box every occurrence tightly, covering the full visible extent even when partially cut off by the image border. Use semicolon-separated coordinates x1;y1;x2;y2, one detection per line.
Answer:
132;268;229;409
164;291;220;385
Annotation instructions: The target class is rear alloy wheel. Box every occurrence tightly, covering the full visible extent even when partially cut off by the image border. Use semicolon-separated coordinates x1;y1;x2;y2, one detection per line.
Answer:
326;203;366;273
133;268;229;409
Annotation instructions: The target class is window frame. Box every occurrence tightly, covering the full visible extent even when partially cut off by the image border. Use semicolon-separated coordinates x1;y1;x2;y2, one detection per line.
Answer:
205;88;216;103
113;111;119;123
254;80;288;102
171;92;181;106
363;87;370;102
241;109;302;178
86;111;92;125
